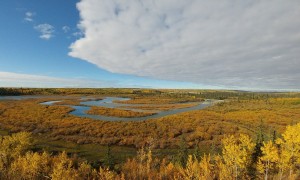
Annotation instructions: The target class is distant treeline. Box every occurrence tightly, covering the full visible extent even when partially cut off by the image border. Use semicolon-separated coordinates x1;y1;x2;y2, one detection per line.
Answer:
0;88;135;96
0;87;300;100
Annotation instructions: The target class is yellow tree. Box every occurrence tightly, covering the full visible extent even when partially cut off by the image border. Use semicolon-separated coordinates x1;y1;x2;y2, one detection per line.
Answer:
198;154;214;179
178;155;199;179
257;141;279;180
0;131;33;179
77;161;98;179
275;123;300;179
159;159;176;179
178;154;214;180
0;132;32;160
218;134;255;179
98;167;119;180
50;151;78;180
122;146;156;179
9;151;51;180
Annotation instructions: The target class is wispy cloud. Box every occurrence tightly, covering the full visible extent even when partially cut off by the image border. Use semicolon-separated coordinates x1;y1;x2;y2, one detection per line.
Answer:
24;11;35;22
34;24;55;40
69;0;300;90
0;71;206;89
0;71;115;88
72;31;84;38
62;26;70;33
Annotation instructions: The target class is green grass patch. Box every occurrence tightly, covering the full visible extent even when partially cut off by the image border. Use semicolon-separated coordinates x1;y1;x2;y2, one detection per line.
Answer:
0;129;9;136
33;135;137;164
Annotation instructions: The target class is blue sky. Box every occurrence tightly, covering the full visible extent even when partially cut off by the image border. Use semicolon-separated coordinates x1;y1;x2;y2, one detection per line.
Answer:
0;0;209;89
0;0;299;90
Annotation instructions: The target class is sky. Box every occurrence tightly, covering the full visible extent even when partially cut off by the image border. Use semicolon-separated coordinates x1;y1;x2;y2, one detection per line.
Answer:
0;0;300;90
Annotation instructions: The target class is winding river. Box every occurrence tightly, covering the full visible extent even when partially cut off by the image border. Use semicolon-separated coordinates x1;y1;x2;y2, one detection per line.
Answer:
42;97;215;121
1;96;218;121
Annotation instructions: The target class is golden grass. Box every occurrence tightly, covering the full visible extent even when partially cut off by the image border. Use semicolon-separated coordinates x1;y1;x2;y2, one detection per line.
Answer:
87;106;156;118
121;103;199;111
114;96;203;104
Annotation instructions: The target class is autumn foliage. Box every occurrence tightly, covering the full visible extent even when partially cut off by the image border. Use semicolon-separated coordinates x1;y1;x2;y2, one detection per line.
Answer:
87;106;156;118
0;97;299;149
1;89;300;179
1;123;300;179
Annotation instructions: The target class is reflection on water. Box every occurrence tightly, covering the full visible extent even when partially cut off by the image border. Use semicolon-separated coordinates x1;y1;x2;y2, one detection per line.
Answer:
40;100;62;105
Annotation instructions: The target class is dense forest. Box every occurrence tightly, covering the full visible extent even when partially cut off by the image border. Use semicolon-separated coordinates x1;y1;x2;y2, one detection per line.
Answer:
0;123;300;179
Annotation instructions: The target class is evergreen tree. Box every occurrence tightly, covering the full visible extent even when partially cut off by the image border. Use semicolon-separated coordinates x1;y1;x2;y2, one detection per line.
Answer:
104;143;114;169
254;119;265;161
272;130;277;143
193;140;201;160
250;119;265;178
175;136;188;167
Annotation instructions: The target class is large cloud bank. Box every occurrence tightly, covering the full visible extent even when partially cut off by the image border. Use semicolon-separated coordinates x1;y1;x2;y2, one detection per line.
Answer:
69;0;300;90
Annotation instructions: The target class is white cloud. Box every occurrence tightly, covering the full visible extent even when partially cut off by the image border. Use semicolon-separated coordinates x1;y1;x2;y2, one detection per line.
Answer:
0;72;114;88
69;0;300;90
24;11;35;22
62;26;70;33
34;24;55;40
72;31;84;38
